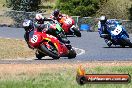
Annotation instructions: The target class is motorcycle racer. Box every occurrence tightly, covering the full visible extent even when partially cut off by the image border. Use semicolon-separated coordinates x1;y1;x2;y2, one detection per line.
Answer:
34;13;70;45
98;16;112;46
50;9;67;22
50;9;81;37
22;19;76;59
23;18;71;50
23;19;35;49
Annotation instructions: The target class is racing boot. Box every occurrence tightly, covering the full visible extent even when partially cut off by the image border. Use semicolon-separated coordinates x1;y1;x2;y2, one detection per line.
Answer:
105;39;112;47
57;32;70;44
65;43;72;50
57;32;72;49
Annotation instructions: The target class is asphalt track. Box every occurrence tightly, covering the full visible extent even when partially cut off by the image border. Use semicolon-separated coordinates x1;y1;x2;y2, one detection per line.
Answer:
0;27;132;64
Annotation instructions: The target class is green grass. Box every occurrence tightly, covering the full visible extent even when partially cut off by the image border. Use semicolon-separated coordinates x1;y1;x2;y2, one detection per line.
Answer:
0;66;132;88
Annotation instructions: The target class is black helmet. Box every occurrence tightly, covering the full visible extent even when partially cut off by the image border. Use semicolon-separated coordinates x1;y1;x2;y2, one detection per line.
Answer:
22;19;33;31
100;16;107;24
53;9;60;17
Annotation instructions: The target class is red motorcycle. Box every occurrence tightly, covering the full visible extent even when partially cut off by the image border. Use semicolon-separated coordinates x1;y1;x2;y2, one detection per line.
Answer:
58;15;81;37
28;22;76;59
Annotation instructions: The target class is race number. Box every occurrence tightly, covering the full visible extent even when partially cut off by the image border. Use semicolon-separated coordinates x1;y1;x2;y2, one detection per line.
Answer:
31;35;38;43
111;26;122;35
65;18;72;25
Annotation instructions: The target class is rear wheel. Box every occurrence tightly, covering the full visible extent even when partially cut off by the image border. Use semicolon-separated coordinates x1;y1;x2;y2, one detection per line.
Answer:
73;27;81;37
68;48;76;59
40;42;60;59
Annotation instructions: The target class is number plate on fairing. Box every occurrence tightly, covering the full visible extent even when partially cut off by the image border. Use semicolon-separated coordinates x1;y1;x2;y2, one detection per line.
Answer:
31;35;38;43
65;18;72;25
111;25;122;35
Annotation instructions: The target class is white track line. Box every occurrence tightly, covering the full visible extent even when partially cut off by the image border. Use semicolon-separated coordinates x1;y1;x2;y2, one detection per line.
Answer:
73;47;85;56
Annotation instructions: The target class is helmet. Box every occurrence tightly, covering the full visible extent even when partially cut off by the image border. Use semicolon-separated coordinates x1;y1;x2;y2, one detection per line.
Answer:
100;16;107;24
53;9;60;17
22;19;33;31
35;13;44;24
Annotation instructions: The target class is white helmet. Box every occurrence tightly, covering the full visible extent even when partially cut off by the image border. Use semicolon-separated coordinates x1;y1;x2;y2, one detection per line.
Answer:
35;13;44;21
100;16;107;24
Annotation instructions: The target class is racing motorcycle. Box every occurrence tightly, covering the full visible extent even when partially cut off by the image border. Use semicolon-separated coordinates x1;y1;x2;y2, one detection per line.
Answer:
58;15;81;37
26;21;76;59
100;21;132;47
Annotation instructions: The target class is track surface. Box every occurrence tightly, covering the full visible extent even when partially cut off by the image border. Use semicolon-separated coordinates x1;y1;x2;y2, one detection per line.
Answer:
0;27;132;64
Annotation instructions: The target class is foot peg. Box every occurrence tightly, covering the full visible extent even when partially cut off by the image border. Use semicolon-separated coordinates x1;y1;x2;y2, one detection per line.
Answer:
100;34;109;38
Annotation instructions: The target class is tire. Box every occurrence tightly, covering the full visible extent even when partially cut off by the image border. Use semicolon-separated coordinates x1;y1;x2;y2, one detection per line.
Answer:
68;48;76;59
73;28;81;37
35;50;45;60
123;38;132;47
40;43;60;59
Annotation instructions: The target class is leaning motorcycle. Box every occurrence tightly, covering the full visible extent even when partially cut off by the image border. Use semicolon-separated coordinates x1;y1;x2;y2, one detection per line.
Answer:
28;21;76;59
100;21;132;47
58;15;81;37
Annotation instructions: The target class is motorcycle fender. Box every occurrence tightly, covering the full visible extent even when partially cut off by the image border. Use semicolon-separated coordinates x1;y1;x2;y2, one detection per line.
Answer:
55;42;68;56
62;24;70;33
70;25;76;32
59;44;69;56
71;19;75;25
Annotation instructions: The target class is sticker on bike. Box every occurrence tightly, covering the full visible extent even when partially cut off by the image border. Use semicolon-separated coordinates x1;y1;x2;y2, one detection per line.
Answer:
46;34;57;39
65;18;72;25
111;26;122;35
31;35;38;43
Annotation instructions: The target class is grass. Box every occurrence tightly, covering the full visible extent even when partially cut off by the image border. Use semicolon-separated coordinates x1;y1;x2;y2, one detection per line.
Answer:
0;38;34;59
0;0;7;10
0;65;131;88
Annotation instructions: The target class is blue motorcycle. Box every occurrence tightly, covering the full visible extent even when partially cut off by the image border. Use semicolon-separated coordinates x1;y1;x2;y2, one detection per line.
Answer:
100;21;132;47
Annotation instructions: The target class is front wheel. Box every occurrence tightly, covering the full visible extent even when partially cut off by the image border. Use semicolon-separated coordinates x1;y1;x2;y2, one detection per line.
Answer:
123;38;132;47
72;27;81;37
68;48;76;59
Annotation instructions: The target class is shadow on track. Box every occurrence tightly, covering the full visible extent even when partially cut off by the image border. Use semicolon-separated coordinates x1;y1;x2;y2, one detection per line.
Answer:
66;35;76;37
103;46;132;48
34;57;68;60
